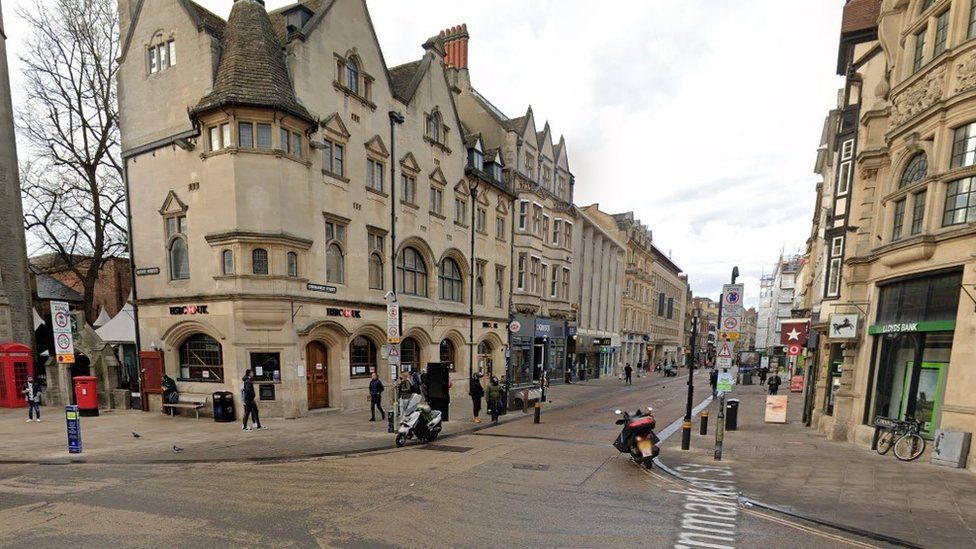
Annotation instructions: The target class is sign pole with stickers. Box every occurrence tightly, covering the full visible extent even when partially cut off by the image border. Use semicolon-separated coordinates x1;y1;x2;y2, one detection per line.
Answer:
51;301;75;365
714;267;740;461
386;297;401;433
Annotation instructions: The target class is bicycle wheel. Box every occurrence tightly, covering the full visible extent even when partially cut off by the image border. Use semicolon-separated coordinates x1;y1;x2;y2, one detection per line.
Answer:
876;430;895;455
894;433;926;461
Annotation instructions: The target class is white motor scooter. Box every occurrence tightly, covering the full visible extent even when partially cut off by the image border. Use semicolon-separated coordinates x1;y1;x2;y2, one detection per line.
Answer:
395;393;443;447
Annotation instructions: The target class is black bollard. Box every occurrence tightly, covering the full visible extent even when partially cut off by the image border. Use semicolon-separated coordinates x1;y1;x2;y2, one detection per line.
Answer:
681;421;692;450
534;401;541;424
700;411;709;435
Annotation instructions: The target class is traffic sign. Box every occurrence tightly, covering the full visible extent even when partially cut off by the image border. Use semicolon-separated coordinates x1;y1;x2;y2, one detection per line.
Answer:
722;316;740;331
386;302;400;341
717;372;734;393
509;321;521;333
717;340;734;359
718;331;740;341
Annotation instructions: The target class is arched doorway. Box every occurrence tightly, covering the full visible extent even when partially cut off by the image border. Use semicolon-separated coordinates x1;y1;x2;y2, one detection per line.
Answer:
306;341;329;409
478;341;493;378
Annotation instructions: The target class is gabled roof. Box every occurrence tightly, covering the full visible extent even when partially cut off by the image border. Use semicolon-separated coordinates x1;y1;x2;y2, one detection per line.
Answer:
193;0;314;124
503;114;529;134
268;0;328;42
120;0;226;62
389;59;426;103
32;272;83;303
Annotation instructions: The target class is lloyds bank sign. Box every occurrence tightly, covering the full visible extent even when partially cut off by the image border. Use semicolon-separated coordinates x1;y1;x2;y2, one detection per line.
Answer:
867;320;956;335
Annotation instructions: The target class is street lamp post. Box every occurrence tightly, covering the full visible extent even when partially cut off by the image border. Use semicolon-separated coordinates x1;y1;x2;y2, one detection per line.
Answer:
714;266;739;460
388;111;404;433
681;306;700;450
469;180;481;380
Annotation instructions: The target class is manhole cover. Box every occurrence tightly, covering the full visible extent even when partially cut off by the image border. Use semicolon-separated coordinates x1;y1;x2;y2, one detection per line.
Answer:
512;463;550;471
421;445;472;453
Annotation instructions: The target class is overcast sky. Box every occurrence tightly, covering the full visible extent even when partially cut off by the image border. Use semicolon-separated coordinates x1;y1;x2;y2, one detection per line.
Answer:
2;0;844;307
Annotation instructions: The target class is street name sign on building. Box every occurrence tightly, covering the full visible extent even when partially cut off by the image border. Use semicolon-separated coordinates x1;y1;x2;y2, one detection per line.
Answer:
51;301;75;364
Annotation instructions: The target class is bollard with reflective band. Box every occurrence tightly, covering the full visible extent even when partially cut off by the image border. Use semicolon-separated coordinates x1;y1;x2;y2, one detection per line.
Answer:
681;421;692;450
700;411;709;435
65;405;82;454
533;401;541;424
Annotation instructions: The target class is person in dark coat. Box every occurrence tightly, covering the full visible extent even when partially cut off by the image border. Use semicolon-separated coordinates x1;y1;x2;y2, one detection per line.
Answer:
487;376;504;423
369;373;385;421
469;373;485;423
759;365;769;385
624;363;633;385
241;369;264;431
22;376;42;422
767;372;783;395
709;369;719;397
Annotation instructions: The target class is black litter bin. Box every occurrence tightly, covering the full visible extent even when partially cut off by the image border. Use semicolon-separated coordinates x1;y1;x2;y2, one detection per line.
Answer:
725;399;740;431
742;371;754;385
213;391;235;422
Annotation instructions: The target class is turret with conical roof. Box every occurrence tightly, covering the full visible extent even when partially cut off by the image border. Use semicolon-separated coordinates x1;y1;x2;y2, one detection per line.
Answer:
194;0;314;124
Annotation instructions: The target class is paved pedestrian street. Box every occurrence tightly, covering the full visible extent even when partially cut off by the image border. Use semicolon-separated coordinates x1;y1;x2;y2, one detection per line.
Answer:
0;372;887;548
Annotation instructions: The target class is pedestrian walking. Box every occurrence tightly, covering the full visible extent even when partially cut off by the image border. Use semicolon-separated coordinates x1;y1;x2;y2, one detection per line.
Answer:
487;376;504;423
22;376;42;422
368;373;385;421
709;369;719;397
469;372;485;423
767;371;783;395
241;369;265;431
398;371;413;414
624;363;633;385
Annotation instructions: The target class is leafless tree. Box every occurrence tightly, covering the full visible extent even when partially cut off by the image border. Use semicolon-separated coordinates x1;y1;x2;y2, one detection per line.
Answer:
17;0;126;323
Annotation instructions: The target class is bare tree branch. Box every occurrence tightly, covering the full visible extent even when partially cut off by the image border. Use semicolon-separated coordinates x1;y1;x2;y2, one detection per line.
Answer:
17;0;125;324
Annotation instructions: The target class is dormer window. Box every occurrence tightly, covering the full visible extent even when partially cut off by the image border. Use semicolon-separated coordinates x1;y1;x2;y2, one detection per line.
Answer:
148;38;176;74
347;57;360;95
469;149;484;171
427;110;449;147
284;6;313;32
491;163;502;182
335;53;373;103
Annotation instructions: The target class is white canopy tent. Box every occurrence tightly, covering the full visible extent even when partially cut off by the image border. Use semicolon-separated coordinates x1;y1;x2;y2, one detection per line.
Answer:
95;303;136;344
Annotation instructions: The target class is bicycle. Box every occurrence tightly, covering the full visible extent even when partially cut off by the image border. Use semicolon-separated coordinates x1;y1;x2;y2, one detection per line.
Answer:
875;417;926;461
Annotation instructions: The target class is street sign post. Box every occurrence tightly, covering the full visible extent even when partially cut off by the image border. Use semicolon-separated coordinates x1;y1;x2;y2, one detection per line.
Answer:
716;340;734;369
66;405;82;454
717;372;734;394
51;301;75;364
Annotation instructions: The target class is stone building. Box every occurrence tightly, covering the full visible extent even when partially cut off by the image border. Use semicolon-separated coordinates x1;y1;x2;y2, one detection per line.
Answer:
755;253;803;353
117;0;512;417
444;26;578;388
0;4;34;347
649;245;687;366
570;206;625;379
800;0;976;470
584;208;655;372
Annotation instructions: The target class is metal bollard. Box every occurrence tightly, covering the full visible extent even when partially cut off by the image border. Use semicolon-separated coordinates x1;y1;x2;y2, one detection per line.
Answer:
534;401;542;423
700;411;709;435
388;411;394;433
681;421;692;450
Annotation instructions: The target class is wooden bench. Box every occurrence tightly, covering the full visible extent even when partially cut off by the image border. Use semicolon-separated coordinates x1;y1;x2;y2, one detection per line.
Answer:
162;393;209;419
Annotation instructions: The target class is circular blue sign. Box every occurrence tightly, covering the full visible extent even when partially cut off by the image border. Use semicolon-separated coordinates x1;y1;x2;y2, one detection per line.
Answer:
727;292;740;304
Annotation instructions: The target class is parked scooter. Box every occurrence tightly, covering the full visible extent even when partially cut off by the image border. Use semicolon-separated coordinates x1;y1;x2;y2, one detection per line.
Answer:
613;407;660;468
396;393;443;447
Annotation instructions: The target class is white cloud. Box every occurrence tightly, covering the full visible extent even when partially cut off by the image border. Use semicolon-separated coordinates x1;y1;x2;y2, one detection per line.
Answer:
2;0;844;307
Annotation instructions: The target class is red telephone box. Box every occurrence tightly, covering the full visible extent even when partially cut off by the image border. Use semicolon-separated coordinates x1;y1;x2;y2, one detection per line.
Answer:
0;343;33;408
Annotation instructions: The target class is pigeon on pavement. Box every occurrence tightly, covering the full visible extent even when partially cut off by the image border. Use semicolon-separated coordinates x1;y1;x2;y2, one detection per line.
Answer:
172;445;184;453
131;432;141;438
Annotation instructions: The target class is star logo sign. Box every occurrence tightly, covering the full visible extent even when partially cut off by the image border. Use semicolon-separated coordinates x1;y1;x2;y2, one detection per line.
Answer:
786;328;802;341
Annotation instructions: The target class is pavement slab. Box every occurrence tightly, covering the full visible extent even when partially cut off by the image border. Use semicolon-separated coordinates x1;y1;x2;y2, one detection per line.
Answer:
660;378;976;548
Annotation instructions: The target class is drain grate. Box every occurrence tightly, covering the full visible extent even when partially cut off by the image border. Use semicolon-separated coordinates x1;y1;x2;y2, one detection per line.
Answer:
421;444;473;453
512;463;550;471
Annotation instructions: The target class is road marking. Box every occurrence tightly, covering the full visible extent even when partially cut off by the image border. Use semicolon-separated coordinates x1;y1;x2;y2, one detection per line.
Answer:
740;507;880;548
669;463;739;549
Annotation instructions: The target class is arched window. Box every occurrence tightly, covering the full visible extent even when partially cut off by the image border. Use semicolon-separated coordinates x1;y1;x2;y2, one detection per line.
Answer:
326;244;344;284
347;57;360;94
169;237;189;280
221;249;234;275
429;111;441;143
439;258;463;302
397;247;428;297
179;333;223;381
252;248;268;275
349;336;375;378
439;339;456;372
369;252;384;290
899;152;928;189
287;251;298;278
401;337;420;373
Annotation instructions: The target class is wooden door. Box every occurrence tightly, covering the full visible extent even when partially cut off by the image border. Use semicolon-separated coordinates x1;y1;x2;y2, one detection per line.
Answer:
306;342;329;409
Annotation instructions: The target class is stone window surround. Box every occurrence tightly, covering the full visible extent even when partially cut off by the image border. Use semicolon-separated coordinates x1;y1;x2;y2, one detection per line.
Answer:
199;111;310;166
333;51;376;110
205;232;312;282
146;31;176;75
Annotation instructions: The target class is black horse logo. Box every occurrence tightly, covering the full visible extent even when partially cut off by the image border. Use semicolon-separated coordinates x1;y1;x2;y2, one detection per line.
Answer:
832;318;853;335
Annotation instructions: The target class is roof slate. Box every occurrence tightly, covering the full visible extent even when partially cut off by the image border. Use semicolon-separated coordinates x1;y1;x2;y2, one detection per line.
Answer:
185;0;227;40
389;59;424;102
194;0;313;124
268;0;327;43
840;0;881;34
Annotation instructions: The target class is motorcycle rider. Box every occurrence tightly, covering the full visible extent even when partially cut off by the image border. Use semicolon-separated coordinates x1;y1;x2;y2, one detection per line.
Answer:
487;376;504;423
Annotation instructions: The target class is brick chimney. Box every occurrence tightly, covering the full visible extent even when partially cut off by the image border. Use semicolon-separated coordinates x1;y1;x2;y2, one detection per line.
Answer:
440;24;469;69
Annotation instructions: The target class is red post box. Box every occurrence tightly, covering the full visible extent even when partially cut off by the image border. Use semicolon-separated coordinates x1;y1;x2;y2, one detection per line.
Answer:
0;343;33;408
73;376;99;416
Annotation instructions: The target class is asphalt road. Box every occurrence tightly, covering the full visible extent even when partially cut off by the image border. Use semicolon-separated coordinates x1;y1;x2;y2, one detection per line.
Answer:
0;373;887;548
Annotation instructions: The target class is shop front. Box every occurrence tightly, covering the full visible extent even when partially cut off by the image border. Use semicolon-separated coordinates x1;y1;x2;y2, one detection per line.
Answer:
864;269;962;438
508;314;568;387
